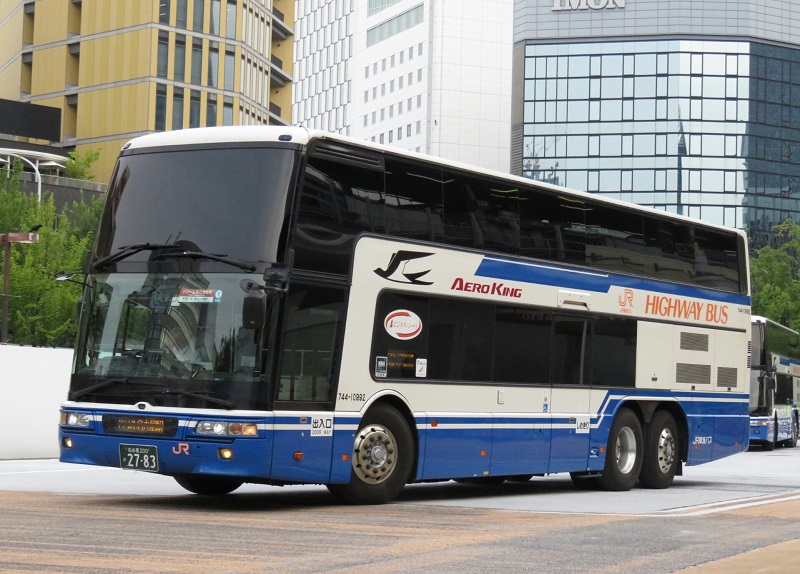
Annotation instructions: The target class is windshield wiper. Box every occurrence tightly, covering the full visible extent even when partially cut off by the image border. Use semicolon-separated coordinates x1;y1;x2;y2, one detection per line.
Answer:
150;250;256;272
92;243;177;271
69;377;164;401
153;389;236;409
70;377;235;409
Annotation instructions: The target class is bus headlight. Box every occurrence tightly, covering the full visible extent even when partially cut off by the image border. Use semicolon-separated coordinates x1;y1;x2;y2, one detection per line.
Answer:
60;412;91;427
194;421;258;436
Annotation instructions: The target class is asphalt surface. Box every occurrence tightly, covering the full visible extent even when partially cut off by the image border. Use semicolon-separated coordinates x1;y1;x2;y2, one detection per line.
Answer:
0;450;798;573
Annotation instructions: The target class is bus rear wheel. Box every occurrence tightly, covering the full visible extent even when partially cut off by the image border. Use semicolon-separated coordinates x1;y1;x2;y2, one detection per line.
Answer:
327;404;414;505
174;475;243;495
599;408;643;491
639;410;679;489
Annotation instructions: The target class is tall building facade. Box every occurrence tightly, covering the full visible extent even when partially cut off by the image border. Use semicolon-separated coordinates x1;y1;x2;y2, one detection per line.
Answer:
293;0;513;172
513;0;800;248
0;0;294;182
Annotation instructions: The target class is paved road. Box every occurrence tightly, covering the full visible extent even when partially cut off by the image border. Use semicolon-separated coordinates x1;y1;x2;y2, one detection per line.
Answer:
1;448;799;573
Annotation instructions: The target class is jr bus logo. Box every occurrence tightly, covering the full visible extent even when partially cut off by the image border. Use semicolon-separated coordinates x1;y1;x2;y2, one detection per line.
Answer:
374;250;434;285
552;0;625;10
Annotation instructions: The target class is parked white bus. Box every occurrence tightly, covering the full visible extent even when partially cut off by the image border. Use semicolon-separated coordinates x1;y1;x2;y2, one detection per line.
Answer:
59;126;751;504
749;316;800;450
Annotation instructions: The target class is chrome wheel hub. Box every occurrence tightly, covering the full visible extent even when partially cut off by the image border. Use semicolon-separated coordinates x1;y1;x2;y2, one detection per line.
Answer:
656;427;676;474
352;424;397;484
616;426;637;474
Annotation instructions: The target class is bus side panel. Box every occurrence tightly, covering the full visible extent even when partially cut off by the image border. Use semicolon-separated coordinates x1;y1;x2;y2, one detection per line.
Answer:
418;414;492;479
489;414;551;476
547;388;591;473
714;412;749;459
686;401;720;464
269;412;335;483
328;414;362;483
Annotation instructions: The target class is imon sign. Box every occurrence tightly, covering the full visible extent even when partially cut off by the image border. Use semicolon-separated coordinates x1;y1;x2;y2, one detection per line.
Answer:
552;0;625;10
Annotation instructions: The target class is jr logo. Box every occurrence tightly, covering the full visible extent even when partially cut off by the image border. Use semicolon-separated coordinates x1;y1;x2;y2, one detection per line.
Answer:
619;289;634;313
374;250;434;285
172;443;190;455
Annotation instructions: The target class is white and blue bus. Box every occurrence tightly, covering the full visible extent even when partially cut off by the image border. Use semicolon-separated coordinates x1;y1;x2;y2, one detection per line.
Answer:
749;316;800;450
59;126;751;504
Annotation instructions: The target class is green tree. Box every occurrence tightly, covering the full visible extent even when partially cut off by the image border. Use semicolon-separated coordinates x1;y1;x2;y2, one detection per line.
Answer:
64;148;101;181
1;159;103;347
750;219;800;330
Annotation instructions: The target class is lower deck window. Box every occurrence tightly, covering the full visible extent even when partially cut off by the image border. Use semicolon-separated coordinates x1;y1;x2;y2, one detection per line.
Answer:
370;290;637;387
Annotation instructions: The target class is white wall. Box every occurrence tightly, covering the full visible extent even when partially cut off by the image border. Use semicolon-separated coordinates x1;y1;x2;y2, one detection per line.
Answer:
0;345;72;459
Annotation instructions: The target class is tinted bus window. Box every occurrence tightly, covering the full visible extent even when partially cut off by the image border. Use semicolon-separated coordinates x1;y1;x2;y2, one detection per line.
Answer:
293;156;385;274
384;158;444;243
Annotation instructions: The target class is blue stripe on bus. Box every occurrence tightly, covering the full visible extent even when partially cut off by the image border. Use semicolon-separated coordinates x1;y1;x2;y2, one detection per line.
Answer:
778;356;800;367
474;256;750;305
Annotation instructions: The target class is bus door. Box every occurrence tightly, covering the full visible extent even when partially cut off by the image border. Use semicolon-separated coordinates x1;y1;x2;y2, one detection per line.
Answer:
488;306;552;476
270;284;346;483
547;315;592;472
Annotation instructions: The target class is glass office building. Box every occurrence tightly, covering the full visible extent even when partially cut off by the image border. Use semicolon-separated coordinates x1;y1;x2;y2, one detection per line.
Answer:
512;1;800;248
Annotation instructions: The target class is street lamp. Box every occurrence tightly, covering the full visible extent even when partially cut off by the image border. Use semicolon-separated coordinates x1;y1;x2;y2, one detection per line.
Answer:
54;270;85;286
0;152;42;204
1;232;40;344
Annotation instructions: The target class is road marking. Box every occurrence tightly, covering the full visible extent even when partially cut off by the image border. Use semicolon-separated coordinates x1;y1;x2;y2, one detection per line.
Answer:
657;490;800;517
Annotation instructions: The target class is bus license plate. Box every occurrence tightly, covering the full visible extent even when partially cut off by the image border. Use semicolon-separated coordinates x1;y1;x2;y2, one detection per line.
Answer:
119;444;159;472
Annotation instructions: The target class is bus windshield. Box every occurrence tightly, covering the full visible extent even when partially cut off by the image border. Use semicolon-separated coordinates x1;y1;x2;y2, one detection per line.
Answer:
95;146;298;266
71;272;278;410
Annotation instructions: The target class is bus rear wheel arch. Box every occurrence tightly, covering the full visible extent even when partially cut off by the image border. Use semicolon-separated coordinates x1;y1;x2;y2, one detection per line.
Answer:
599;408;643;491
326;403;415;505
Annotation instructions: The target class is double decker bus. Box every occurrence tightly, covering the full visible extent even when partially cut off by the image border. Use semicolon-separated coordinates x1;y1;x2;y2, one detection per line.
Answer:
749;316;800;450
59;126;751;504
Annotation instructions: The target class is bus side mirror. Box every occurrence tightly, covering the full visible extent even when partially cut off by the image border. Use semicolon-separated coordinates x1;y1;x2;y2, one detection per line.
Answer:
242;289;266;329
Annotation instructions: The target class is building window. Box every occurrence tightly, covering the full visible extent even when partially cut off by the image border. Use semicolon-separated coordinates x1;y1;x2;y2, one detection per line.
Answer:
191;38;203;84
173;87;184;129
224;48;235;90
155;85;167;130
223;97;233;125
226;0;237;39
190;90;201;128
175;35;186;82
207;42;219;86
210;0;220;34
366;6;424;48
159;0;171;24
193;0;204;31
207;94;217;126
176;0;187;28
157;32;169;79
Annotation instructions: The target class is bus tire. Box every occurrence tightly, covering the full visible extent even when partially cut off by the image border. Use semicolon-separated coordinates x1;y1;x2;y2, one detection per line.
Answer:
639;410;679;489
327;404;414;505
174;475;243;495
599;408;643;491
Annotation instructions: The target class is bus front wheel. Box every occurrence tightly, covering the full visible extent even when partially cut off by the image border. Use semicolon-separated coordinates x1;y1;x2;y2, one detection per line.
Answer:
639;410;679;489
327;404;414;505
599;408;643;491
174;474;243;495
